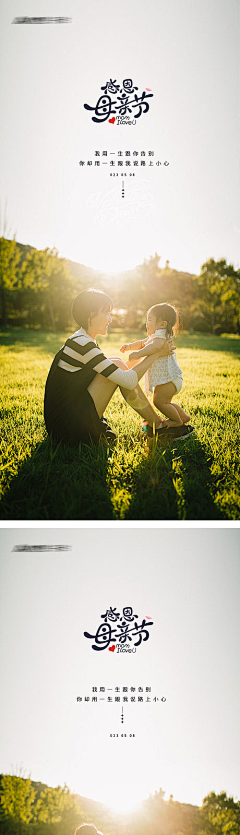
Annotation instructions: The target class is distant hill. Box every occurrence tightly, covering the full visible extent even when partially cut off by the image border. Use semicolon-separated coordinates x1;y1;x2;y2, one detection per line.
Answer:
13;240;195;293
3;239;206;331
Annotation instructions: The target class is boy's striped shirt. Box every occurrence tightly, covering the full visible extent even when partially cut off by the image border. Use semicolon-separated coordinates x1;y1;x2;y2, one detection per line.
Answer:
56;328;138;389
44;328;138;440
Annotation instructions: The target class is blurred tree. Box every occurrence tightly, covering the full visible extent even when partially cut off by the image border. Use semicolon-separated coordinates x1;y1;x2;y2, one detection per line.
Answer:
1;777;240;835
34;784;83;834
116;255;195;330
136;789;199;835
1;237;240;335
218;261;240;333
134;253;162;311
199;792;240;835
20;247;78;330
194;259;240;334
0;774;35;835
0;237;21;325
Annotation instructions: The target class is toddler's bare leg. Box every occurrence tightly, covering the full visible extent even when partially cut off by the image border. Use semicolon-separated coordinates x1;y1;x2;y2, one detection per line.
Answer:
173;404;191;423
153;382;183;427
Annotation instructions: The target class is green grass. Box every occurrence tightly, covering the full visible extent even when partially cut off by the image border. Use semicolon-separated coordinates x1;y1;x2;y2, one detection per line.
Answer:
0;327;240;520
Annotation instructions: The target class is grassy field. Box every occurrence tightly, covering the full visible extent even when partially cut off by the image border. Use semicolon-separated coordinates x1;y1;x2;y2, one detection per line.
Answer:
0;327;239;520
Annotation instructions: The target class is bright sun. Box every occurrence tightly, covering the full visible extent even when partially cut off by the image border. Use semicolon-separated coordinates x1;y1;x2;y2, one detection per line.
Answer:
103;787;145;815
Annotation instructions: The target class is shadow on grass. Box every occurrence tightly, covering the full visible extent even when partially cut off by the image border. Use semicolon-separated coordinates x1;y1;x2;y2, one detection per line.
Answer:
0;430;229;521
0;436;114;520
125;434;225;520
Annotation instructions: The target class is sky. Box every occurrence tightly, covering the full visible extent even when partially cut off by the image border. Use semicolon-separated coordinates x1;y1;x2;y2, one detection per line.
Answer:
0;0;239;275
0;527;240;812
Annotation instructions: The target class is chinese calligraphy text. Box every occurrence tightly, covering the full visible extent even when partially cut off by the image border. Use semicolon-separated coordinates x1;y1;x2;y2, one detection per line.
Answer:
84;606;154;651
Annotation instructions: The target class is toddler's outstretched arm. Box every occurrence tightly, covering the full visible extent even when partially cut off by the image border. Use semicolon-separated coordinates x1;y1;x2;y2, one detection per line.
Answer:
120;338;148;353
129;336;165;360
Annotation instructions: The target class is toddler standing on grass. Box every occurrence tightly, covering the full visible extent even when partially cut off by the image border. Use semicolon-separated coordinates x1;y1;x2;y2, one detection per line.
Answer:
120;303;191;431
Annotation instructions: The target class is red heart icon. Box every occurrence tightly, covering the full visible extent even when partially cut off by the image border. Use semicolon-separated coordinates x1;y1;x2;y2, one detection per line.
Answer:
109;117;115;124
108;645;116;652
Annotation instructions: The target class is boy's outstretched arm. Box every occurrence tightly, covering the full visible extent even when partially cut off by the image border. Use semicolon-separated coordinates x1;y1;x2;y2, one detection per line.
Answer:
129;337;165;360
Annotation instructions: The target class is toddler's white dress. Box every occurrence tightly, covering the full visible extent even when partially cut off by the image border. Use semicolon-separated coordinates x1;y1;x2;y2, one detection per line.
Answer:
144;328;183;395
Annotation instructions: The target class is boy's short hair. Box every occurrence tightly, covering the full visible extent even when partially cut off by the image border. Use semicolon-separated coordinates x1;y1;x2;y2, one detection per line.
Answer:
72;288;112;330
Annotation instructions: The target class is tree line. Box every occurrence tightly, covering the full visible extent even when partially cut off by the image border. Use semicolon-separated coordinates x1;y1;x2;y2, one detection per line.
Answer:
1;776;240;835
0;237;239;333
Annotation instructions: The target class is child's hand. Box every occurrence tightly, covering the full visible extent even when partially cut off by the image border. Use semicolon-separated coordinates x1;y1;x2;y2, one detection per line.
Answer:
120;343;130;353
129;351;138;360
